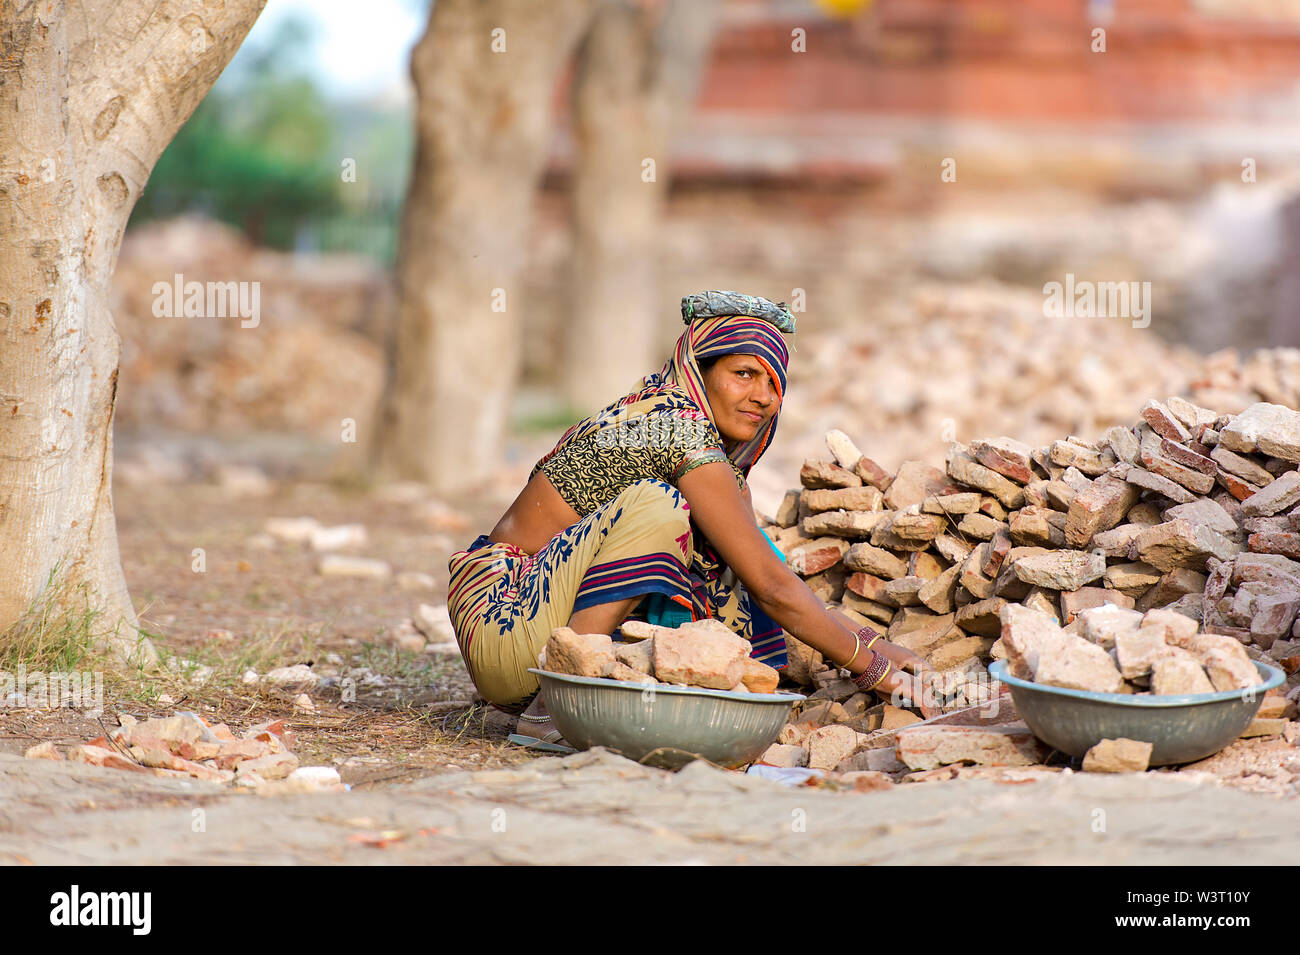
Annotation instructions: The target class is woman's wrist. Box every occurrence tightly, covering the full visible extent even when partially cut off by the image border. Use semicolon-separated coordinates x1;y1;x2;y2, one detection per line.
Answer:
851;650;892;692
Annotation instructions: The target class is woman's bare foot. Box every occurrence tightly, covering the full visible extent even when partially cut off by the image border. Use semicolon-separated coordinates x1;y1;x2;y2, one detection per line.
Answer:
515;696;564;742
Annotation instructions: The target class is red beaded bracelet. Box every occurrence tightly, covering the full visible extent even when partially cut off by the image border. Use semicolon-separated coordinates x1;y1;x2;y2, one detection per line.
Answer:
853;650;892;692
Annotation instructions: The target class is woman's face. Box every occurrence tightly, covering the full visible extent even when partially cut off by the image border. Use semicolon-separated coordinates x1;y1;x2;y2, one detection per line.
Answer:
702;353;779;446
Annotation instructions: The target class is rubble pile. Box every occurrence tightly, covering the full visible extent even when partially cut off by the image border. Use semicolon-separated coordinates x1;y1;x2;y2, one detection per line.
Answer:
543;621;781;693
25;713;343;791
750;284;1300;517
756;396;1300;782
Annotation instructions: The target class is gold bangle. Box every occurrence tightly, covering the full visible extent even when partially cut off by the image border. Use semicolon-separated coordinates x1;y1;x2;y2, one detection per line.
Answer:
861;660;892;692
864;633;882;652
841;637;862;671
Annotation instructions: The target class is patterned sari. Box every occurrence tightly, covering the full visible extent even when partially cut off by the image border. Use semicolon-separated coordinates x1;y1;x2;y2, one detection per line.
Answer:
448;298;795;708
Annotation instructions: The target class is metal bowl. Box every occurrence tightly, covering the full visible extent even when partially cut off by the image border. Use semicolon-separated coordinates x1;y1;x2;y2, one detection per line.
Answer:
529;668;804;769
988;659;1285;766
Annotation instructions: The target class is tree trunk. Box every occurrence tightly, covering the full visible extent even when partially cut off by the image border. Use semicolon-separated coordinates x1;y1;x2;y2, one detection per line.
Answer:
563;0;720;412
374;0;600;492
0;0;267;663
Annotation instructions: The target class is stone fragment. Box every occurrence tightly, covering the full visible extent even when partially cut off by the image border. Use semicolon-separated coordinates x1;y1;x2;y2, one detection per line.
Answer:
740;657;780;694
1137;568;1208;612
908;551;946;579
969;436;1036;483
24;742;63;760
1250;595;1300;647
652;627;749;690
843;542;908;579
887;609;961;655
824;429;864;470
1104;561;1162;594
921;492;982;515
917;565;960;614
1135;519;1239;572
774;489;802;527
1123;466;1197;504
1239;470;1300;518
1140;399;1192;443
883;460;958;509
1163;498;1238;536
998;603;1065;680
1150;657;1215;694
802;486;884;513
1218;402;1300;462
954;596;1007;638
310;523;368;552
758;743;809;768
800;459;862;489
928;635;995;670
1082;738;1152;773
1008;505;1066;549
1075;604;1144;650
946;447;1025;508
235;751;299;781
1114;627;1179;680
1210;446;1274;487
1049;439;1115;476
615;638;654;674
787;537;850;575
806;724;862;770
882;512;946;542
1012;550;1106;591
1238;718;1286;738
263;664;321;691
853;456;894;491
1105;426;1140;464
780;634;821;686
933;534;973;564
894;725;1048;771
546;628;616;679
1065;474;1140;548
1141;607;1201;648
802;509;884;538
1091;524;1144;558
1201;648;1261;692
957;512;1006;540
1035;635;1126;693
1060;586;1132;623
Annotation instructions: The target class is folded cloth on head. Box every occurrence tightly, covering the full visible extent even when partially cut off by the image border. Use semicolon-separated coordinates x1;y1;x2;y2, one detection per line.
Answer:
680;290;797;334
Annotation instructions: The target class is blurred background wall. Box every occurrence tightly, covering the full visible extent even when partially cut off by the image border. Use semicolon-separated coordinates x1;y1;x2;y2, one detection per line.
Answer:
115;0;1300;513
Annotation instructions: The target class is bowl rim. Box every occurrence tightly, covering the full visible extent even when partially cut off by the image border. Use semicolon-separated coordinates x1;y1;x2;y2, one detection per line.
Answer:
529;668;806;704
988;659;1284;708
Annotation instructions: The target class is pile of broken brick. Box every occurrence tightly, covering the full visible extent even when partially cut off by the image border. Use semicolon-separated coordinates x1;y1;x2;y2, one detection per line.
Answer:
754;397;1300;790
544;620;781;693
24;713;344;791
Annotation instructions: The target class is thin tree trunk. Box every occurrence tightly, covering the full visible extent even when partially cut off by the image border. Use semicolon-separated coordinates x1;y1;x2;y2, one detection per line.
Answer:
0;0;267;663
374;0;600;492
563;0;720;412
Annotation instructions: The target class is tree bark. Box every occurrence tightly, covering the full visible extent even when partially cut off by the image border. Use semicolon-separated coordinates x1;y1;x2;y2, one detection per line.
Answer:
374;0;600;492
0;0;267;663
563;0;720;412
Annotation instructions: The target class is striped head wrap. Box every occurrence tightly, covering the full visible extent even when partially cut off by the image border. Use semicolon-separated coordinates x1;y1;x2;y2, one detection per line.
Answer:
656;313;790;474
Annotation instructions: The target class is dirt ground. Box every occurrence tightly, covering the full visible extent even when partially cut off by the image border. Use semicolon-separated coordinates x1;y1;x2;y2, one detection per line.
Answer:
1;477;1296;865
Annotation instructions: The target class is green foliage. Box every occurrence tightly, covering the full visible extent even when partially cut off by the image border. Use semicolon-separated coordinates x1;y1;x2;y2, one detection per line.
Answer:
131;11;409;264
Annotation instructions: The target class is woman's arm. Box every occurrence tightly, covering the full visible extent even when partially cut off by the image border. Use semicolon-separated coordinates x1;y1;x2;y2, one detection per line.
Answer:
677;461;936;715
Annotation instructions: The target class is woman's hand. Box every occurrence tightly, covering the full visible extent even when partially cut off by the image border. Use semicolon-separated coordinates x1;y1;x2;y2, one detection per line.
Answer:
874;664;941;720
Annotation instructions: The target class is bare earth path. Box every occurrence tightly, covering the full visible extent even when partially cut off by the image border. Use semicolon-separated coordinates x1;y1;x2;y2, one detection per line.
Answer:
1;748;1296;865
